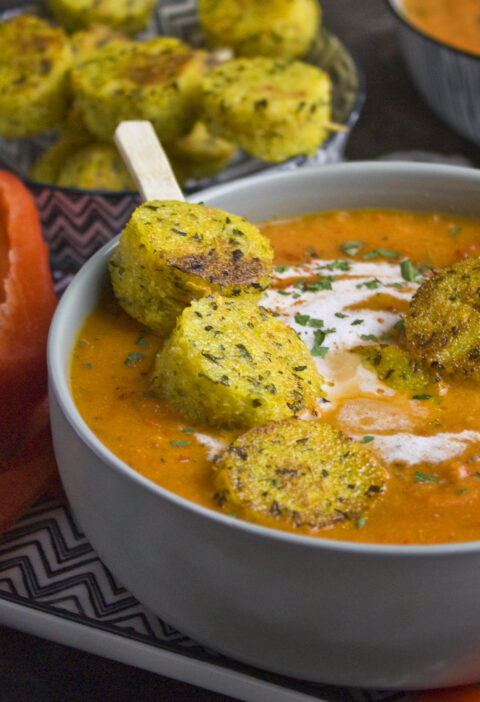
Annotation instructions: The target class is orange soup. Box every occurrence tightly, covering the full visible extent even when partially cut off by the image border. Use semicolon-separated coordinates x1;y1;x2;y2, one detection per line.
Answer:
71;208;480;545
403;0;480;56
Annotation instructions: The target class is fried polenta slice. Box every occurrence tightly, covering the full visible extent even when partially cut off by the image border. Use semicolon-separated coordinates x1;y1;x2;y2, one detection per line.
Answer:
109;200;273;335
56;143;136;191
354;344;433;393
29;134;90;185
70;38;206;142
70;24;128;63
166;121;237;185
213;419;387;528
405;257;480;381
202;57;332;163
0;15;72;138
153;297;325;427
198;0;320;61
47;0;156;35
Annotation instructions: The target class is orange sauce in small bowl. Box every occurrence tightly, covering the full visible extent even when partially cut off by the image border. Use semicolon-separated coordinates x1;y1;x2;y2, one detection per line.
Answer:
402;0;480;56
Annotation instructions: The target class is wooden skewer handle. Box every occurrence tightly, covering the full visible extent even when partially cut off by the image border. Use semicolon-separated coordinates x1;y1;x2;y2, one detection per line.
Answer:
114;120;184;202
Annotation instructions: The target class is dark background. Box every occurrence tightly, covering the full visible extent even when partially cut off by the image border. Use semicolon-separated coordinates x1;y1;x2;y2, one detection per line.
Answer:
1;0;479;700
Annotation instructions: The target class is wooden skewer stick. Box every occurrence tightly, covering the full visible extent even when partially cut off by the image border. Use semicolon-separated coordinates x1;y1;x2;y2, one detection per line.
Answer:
114;120;184;202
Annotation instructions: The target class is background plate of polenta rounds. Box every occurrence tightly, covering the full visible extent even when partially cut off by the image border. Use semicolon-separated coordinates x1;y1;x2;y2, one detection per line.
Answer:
0;0;364;293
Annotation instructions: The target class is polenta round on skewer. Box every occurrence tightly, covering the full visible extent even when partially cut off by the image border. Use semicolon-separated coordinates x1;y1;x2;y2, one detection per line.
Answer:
152;296;325;428
0;14;72;138
198;0;321;61
109;200;274;335
70;38;207;142
47;0;156;35
213;419;388;529
70;24;128;63
202;56;332;163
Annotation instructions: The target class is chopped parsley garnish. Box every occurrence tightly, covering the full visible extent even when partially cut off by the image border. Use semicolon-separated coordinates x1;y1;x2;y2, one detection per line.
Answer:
308;318;324;328
135;334;148;348
275;264;290;273
170;439;190;447
311;328;335;357
83;362;92;369
124;351;146;366
300;277;335;292
277;289;291;295
362;248;398;261
360;435;375;444
351;319;364;326
356;278;381;290
356;517;367;528
361;334;378;342
340;240;365;257
400;257;424;283
295;313;310;326
449;226;462;237
414;471;438;483
412;394;432;400
181;427;194;434
318;260;351;272
394;319;405;331
381;332;392;341
335;311;348;318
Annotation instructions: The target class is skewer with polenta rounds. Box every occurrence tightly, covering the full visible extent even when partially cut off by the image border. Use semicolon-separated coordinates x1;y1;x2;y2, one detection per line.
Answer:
0;15;72;138
202;56;334;163
70;37;207;142
198;0;321;61
110;121;273;336
47;0;157;35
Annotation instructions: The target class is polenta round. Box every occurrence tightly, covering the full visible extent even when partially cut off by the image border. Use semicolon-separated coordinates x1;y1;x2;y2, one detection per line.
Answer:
202;56;332;162
213;419;388;529
56;143;136;191
47;0;156;35
70;37;206;142
0;15;72;137
109;200;274;335
152;296;325;427
198;0;320;61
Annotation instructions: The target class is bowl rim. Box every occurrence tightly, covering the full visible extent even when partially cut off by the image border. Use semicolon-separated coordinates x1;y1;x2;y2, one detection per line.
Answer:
386;0;480;61
48;159;480;558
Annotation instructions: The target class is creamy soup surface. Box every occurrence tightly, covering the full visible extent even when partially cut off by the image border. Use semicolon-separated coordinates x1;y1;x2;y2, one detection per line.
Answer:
71;208;480;545
403;0;480;55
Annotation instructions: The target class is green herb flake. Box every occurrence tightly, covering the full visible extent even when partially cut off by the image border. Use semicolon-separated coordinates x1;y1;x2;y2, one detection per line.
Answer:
394;319;405;331
412;394;432;400
335;311;348;318
449;226;462;237
356;278;381;290
124;351;146;367
356;517;367;529
277;289;291;296
318;260;351;272
361;334;378;342
83;362;92;369
311;346;329;357
340;240;365;257
360;435;375;444
381;332;393;341
170;439;190;447
275;264;290;273
307;318;324;328
295;313;310;326
458;488;468;495
400;257;423;283
414;471;438;483
181;427;195;434
236;343;253;361
351;319;364;326
135;334;148;349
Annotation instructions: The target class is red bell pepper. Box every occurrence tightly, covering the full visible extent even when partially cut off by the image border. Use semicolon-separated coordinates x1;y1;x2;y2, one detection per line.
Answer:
0;170;59;533
0;169;57;457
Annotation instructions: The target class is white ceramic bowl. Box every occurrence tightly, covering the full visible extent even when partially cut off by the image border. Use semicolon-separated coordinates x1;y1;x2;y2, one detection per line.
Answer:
387;0;480;146
48;162;480;690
